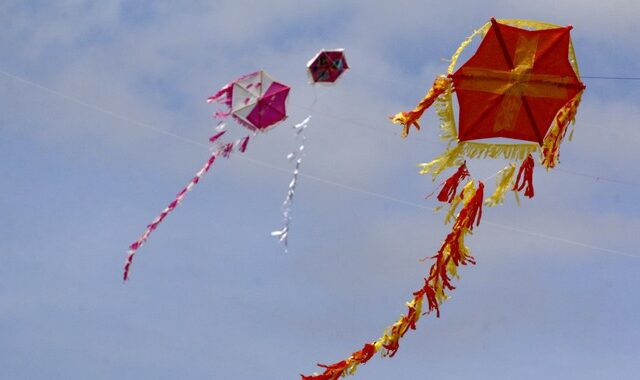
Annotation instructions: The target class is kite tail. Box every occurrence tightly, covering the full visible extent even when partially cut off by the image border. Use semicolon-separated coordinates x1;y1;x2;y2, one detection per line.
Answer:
390;75;451;138
301;182;484;380
124;152;218;282
272;116;311;250
123;134;251;282
513;154;535;198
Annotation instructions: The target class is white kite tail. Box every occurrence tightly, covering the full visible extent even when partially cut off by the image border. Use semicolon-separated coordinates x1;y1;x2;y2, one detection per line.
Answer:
271;116;311;251
123;129;251;282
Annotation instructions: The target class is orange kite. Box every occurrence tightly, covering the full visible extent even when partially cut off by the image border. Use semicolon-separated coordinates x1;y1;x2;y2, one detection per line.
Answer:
303;18;585;379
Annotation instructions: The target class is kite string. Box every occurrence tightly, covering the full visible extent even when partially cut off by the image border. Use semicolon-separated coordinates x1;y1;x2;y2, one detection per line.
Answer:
1;68;638;260
0;66;635;188
580;75;640;80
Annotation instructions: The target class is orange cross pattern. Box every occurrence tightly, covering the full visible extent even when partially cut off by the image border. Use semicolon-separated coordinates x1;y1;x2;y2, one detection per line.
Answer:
455;34;572;133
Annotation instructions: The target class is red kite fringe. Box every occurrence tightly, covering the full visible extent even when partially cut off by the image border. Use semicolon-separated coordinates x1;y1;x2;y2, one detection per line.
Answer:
513;154;535;198
456;182;483;230
437;162;470;203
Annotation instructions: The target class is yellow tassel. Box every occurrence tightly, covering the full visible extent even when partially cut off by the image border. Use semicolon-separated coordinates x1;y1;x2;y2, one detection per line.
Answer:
418;142;537;181
514;189;521;207
484;164;516;207
444;180;474;225
435;88;458;143
462;142;538;161
418;144;465;179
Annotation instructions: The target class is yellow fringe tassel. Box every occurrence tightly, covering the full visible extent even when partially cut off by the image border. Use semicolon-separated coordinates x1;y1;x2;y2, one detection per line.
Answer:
418;144;465;180
484;164;516;207
418;142;537;180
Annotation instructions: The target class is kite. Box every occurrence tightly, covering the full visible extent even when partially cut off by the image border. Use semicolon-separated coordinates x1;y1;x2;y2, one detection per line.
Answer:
272;49;349;250
303;19;584;379
307;49;349;84
124;70;290;281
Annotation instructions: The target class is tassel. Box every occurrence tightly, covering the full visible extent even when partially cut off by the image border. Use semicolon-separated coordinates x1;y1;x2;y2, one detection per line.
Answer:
301;343;379;380
437;162;469;203
484;164;516;206
239;136;250;153
418;143;464;180
221;142;234;158
443;180;473;225
541;91;583;168
390;76;451;138
513;154;535;198
455;181;484;230
208;130;226;143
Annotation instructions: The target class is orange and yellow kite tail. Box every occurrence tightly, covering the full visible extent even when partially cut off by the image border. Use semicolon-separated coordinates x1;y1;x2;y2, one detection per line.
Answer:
390;76;451;138
302;181;484;380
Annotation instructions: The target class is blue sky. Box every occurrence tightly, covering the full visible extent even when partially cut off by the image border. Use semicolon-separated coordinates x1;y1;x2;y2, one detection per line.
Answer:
1;1;639;379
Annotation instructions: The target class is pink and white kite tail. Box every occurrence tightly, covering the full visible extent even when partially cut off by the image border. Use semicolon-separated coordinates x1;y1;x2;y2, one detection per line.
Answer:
271;116;311;251
124;132;251;281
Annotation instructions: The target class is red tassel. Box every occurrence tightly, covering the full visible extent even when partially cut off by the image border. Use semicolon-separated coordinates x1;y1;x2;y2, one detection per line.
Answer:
420;281;440;317
456;182;484;230
437;162;469;203
209;131;226;143
513;154;535;198
350;343;376;364
239;136;250;152
221;143;234;158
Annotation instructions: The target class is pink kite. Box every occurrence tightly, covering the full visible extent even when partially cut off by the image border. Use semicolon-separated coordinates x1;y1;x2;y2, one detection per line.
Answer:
124;70;290;281
209;70;291;131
